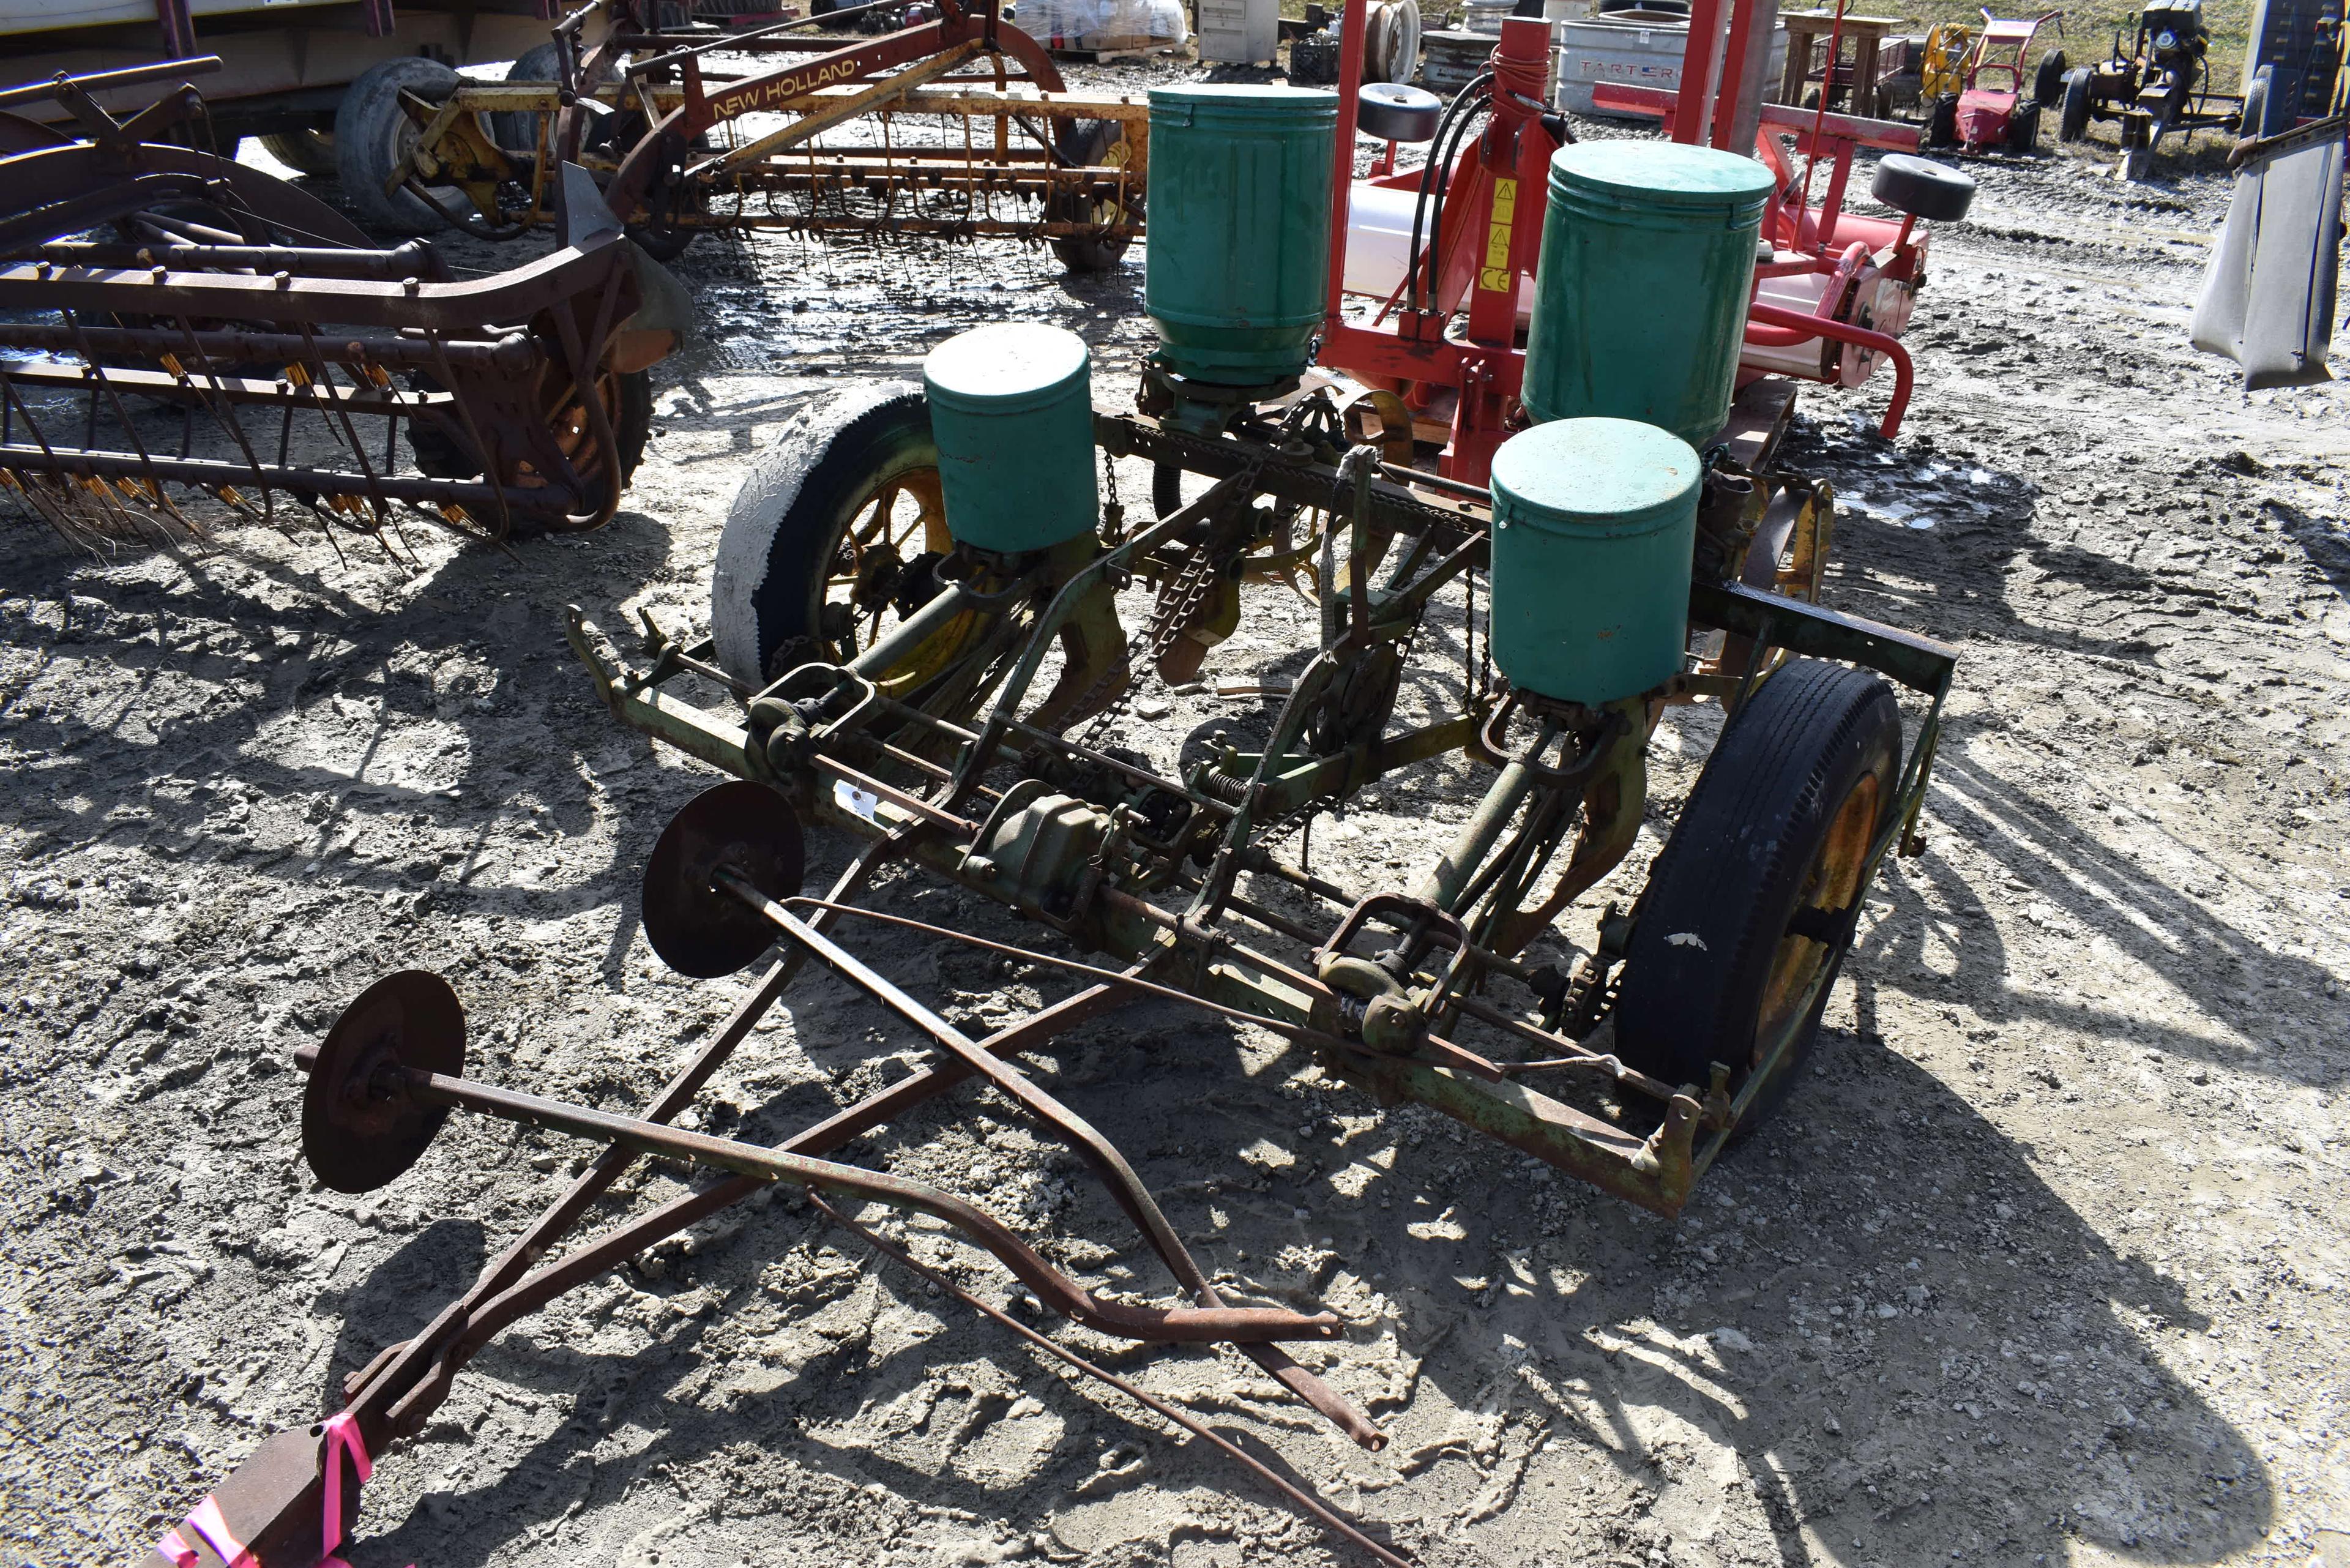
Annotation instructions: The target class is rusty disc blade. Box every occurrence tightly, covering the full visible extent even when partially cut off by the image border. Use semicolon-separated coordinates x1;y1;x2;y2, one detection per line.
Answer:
303;970;467;1195
641;779;807;979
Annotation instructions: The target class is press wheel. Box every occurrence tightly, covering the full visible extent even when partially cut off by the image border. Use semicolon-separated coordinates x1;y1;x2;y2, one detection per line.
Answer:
642;780;808;979
1613;660;1901;1137
303;971;466;1193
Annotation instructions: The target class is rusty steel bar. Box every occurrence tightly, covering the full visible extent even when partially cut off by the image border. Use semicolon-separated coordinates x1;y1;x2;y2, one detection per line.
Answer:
815;1195;1416;1568
0;362;444;413
0;56;222;110
4;240;449;280
0;445;533;510
718;878;1387;1449
0;236;627;336
290;1045;1341;1346
392;977;1150;1417
352;826;920;1433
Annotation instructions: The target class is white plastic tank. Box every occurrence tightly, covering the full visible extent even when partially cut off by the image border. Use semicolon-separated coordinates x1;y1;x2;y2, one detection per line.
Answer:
1341;183;1539;321
1555;12;1787;118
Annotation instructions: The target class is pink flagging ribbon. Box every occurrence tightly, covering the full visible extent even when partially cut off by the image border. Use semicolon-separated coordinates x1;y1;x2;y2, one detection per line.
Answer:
155;1417;394;1568
156;1495;253;1567
320;1411;374;1558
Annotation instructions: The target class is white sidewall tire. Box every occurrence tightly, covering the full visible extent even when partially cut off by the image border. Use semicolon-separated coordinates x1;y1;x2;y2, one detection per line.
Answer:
711;383;937;685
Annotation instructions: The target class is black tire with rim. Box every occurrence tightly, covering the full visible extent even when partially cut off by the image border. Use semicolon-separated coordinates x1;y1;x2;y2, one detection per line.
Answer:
711;383;956;686
2058;67;2093;141
2005;99;2042;154
1613;659;1901;1135
335;56;464;234
259;129;338;177
1047;119;1139;274
2033;48;2068;106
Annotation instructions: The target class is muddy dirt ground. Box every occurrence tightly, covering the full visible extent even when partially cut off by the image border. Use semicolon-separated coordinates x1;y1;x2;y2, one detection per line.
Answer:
4;69;2347;1568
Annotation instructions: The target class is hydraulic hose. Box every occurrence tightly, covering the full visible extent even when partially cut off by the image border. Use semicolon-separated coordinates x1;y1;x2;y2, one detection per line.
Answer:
1406;69;1494;316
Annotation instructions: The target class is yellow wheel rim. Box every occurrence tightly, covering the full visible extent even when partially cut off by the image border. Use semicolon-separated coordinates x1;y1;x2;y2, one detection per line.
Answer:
1753;769;1881;1070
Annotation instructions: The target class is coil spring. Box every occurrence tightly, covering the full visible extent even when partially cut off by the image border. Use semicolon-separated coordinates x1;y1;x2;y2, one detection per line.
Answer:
1198;769;1251;808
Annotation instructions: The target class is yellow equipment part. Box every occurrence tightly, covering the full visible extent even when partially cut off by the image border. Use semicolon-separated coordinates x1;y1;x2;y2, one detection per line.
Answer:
1922;22;1975;98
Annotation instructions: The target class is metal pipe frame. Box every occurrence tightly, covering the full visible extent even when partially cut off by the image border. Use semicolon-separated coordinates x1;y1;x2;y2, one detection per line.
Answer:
409;56;1149;250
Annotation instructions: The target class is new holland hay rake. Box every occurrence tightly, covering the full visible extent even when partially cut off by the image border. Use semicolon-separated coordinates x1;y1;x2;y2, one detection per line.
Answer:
0;62;682;551
383;0;1145;269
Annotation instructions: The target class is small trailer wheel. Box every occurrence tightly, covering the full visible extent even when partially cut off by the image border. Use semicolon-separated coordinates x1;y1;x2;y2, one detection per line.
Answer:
712;383;957;685
1048;119;1140;274
1870;153;1975;222
2032;47;2069;107
335;56;464;234
2058;67;2093;141
1612;659;1901;1136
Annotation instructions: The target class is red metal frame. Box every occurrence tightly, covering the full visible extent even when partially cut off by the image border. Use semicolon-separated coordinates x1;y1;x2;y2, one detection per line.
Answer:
1953;9;2062;147
1320;5;1562;484
1318;0;1941;458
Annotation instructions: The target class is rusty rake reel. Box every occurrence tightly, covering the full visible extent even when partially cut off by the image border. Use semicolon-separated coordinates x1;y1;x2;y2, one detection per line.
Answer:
0;67;682;556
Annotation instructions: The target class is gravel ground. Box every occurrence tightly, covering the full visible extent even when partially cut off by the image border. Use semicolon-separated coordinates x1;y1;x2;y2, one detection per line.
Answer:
2;75;2346;1568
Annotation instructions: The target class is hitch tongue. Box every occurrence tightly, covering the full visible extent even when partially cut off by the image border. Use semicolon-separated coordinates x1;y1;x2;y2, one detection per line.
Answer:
146;1421;364;1568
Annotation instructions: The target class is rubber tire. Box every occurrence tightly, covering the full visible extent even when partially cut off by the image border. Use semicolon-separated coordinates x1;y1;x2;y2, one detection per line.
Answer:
1612;660;1901;1133
712;383;938;685
2058;67;2092;141
407;367;652;532
491;42;614;155
1368;0;1422;84
2033;48;2068;107
258;129;338;177
1870;152;1974;221
2005;100;2042;154
335;56;463;235
1048;119;1138;274
1926;94;1958;147
2240;65;2274;139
